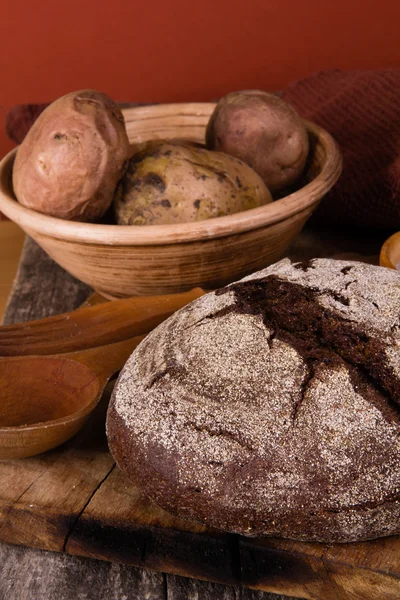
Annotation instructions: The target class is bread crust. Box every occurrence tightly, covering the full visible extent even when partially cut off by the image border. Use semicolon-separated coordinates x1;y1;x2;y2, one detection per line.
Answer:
107;258;400;543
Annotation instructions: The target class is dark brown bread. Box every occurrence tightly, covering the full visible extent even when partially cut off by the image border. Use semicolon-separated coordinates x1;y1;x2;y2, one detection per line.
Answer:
106;259;400;543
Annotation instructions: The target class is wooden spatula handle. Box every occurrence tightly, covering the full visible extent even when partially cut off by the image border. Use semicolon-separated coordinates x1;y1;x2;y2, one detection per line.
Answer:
0;288;206;356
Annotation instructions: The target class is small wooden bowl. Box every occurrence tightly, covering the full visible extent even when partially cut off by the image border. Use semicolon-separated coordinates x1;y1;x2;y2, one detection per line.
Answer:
379;232;400;270
0;103;342;298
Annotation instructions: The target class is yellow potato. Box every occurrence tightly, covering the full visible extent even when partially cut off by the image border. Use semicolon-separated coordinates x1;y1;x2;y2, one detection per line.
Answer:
13;90;130;222
114;140;272;225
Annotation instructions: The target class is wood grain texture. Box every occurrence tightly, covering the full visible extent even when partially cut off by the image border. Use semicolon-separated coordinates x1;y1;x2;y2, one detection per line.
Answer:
0;542;167;600
28;215;309;297
0;104;342;298
3;236;91;324
0;228;397;600
0;542;296;600
0;336;146;459
0;288;204;357
0;221;25;322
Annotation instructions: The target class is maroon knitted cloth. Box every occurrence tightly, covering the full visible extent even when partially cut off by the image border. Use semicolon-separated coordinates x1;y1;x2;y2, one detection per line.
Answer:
6;70;400;229
5;103;49;145
281;69;400;229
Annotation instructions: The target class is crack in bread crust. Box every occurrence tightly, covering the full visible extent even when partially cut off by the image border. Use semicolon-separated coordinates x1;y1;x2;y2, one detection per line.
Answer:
217;274;400;424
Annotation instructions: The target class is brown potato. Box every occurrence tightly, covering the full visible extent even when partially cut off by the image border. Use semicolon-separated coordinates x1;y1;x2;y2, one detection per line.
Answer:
13;90;130;221
206;90;309;195
114;140;272;225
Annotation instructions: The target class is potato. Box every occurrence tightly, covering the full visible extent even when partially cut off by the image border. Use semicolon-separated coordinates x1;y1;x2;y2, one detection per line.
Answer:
13;90;130;221
206;90;309;195
114;140;272;225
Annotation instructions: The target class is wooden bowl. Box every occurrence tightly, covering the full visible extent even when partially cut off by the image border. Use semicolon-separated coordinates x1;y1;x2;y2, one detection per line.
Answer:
0;103;342;298
379;232;400;270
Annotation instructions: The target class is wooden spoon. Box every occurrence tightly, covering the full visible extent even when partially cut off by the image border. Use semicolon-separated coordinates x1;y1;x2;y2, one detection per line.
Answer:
0;287;205;356
0;335;144;459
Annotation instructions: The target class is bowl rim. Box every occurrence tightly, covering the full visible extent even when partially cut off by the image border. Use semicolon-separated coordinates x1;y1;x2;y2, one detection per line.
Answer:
0;104;342;247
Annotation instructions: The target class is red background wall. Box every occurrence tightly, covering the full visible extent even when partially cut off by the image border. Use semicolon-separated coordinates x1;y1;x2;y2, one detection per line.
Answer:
1;1;399;161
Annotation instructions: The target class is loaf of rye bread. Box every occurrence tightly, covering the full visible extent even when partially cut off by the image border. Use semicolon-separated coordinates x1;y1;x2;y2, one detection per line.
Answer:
106;258;400;543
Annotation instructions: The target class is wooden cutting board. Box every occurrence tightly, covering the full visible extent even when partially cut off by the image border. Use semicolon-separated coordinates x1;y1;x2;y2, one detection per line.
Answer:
1;231;400;600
